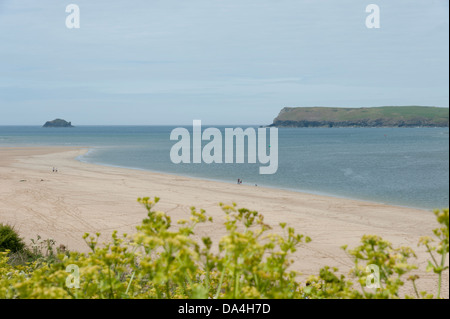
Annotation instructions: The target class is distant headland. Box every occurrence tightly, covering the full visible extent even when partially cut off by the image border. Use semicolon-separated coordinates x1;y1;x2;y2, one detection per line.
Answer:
42;119;74;128
269;106;449;128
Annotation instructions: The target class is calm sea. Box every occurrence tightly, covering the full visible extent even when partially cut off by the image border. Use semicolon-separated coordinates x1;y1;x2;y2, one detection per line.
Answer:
0;126;448;210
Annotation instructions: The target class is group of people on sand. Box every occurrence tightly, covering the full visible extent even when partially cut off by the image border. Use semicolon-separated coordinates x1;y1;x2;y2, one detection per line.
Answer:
237;178;258;187
52;167;58;173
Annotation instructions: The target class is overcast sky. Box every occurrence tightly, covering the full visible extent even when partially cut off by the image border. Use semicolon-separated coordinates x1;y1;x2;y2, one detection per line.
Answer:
0;0;448;125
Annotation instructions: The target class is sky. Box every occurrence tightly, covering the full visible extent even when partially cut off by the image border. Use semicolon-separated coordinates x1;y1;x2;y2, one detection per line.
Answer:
0;0;448;125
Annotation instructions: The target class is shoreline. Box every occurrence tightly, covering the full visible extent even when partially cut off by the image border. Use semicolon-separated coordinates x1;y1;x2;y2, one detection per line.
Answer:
0;146;448;297
78;147;433;212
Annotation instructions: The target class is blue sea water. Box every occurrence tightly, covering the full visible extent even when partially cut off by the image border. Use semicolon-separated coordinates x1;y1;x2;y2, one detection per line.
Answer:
0;125;448;210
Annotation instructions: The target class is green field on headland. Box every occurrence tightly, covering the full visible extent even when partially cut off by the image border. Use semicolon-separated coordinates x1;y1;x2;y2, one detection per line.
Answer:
270;106;449;127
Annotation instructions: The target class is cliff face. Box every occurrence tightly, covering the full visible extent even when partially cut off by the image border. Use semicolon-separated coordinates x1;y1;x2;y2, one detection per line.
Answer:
271;119;446;128
43;119;74;128
270;106;449;128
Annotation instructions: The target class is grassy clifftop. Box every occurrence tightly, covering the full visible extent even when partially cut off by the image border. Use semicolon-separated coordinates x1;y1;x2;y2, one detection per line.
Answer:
271;106;449;127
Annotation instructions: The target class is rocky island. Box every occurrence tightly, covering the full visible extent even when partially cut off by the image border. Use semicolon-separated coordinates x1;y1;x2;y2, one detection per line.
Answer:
269;106;449;128
42;119;74;128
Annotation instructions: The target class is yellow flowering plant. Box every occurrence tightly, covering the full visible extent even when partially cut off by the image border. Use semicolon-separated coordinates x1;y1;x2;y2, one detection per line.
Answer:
0;198;448;299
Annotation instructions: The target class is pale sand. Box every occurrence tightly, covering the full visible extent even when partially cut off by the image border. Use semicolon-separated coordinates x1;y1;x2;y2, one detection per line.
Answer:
0;147;448;298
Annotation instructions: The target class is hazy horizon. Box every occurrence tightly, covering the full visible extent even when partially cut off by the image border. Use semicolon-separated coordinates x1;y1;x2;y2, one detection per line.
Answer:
1;0;448;125
0;105;446;126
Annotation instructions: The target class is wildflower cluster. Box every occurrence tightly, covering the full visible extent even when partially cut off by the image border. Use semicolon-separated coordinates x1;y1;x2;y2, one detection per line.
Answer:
0;199;447;299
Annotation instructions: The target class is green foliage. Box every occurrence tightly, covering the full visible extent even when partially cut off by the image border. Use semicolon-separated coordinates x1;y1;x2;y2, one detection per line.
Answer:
0;223;25;253
342;235;417;298
0;200;448;299
273;106;449;127
417;209;449;299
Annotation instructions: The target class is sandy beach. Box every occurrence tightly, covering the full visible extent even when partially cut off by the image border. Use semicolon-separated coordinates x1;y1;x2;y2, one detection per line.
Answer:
0;147;448;297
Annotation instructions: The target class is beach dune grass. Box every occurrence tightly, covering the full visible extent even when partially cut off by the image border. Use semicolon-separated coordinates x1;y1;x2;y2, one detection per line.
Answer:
0;223;25;253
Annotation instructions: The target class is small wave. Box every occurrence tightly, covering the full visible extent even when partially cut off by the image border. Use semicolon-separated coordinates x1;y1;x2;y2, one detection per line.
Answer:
76;148;97;162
